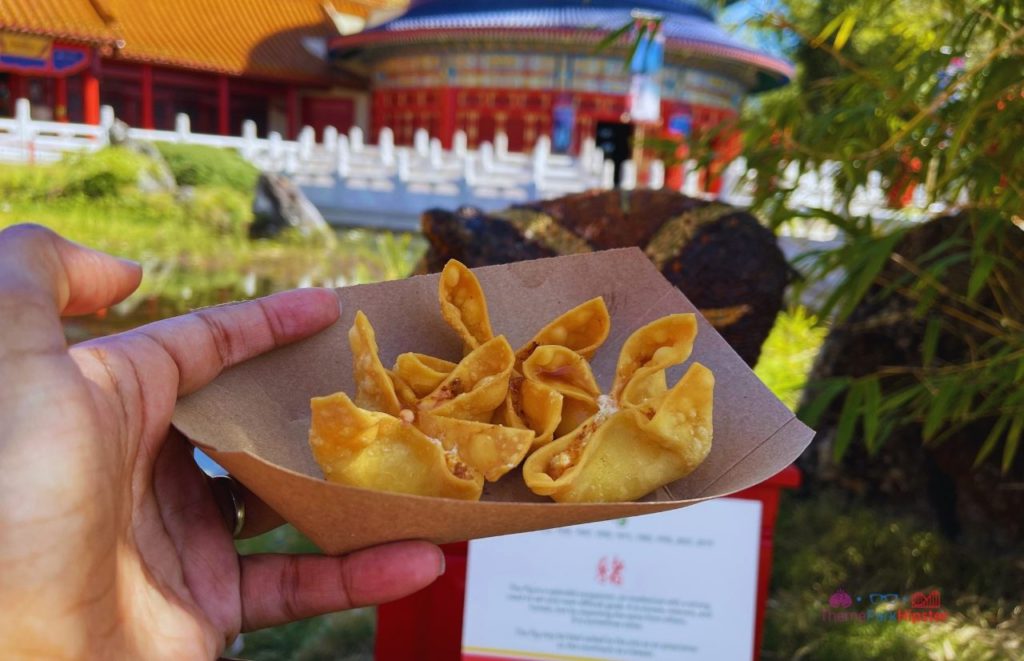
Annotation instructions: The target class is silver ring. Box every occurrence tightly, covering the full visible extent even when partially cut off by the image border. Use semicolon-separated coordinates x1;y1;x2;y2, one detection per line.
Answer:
210;474;246;538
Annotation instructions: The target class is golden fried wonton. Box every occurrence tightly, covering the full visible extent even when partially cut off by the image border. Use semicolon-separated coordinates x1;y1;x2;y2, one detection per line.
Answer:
432;260;611;449
310;311;533;499
522;313;714;503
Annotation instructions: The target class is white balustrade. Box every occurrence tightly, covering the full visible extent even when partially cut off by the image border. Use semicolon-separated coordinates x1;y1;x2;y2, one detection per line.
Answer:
413;128;429;158
601;159;615;189
378;127;395;166
322;125;338;153
268;131;283;168
298;126;315;161
0;98;930;223
580;137;596;171
683;160;702;196
100;105;115;130
349;126;364;152
648;159;665;190
335;134;350;176
429;138;443;168
453;130;468;157
241;120;258;159
620;159;637;190
396;147;411;182
479;141;494;172
494;131;509;159
174;113;190;141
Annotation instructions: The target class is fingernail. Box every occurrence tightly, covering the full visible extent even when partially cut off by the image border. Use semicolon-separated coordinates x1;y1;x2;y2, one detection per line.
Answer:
118;257;141;270
437;550;446;576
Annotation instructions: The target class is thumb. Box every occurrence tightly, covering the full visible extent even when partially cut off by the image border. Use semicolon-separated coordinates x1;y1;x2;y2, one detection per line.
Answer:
0;224;142;317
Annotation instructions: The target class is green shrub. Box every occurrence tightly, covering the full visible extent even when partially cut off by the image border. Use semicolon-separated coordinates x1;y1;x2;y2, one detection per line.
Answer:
155;142;259;194
0;163;53;202
184;185;253;236
59;147;157;199
754;307;828;412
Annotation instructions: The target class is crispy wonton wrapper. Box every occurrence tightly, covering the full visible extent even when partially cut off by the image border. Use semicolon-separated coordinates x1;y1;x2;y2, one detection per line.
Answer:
172;249;814;555
523;315;714;502
414;260;611;451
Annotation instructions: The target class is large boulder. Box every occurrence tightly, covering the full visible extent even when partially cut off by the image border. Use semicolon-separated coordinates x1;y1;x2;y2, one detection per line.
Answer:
419;189;791;367
249;173;335;244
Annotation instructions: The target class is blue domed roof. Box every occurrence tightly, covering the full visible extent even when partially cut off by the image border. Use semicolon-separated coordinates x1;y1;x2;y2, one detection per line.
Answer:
332;0;792;92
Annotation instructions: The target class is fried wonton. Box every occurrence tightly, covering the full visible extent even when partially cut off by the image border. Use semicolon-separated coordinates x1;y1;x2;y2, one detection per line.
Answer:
310;392;483;500
522;314;714;503
310;311;532;498
429;259;611;448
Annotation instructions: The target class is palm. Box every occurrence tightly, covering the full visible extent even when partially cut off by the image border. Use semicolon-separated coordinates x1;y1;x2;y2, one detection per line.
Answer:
0;225;443;659
70;334;242;656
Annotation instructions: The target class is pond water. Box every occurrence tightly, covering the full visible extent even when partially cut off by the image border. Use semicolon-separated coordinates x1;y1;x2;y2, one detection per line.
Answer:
63;228;426;343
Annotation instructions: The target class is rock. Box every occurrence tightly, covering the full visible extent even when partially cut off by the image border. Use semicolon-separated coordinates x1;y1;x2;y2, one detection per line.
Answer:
249;172;336;245
419;189;791;366
106;119;178;193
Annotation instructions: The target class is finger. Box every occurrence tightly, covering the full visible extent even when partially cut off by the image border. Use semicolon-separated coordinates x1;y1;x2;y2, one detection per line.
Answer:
0;223;141;315
0;224;141;352
128;288;340;396
239;541;445;631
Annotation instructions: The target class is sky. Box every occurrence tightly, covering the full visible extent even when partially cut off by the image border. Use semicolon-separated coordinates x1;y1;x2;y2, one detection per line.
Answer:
718;0;798;58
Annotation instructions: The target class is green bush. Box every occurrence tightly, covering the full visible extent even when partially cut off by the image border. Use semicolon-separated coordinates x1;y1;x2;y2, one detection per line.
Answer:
0;163;53;202
60;147;157;199
184;185;253;236
156;142;259;194
0;147;156;201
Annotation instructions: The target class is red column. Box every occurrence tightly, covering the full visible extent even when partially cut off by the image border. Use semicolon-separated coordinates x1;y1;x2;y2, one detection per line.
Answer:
285;86;299;139
218;75;230;135
54;77;68;122
141;65;154;128
8;74;25;104
83;68;100;125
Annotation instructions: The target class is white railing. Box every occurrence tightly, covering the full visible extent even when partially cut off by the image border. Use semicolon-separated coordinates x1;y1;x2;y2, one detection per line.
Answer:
0;97;950;231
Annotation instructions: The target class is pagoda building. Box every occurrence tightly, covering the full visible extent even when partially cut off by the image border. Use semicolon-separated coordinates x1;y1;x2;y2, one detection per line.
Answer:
0;0;401;137
329;0;792;155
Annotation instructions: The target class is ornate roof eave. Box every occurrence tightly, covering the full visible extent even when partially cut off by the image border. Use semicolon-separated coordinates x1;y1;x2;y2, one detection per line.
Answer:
330;27;793;92
0;19;116;49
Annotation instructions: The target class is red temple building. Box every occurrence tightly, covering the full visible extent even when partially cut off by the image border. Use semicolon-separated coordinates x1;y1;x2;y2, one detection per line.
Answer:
0;0;398;137
1;0;790;165
329;0;793;156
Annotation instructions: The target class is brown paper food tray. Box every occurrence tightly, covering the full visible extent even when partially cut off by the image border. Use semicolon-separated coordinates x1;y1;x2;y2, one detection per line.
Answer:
172;248;814;555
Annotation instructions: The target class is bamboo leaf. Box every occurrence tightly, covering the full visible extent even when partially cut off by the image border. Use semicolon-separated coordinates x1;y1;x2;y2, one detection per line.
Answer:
595;21;634;54
973;415;1009;468
1002;412;1023;474
834;13;857;51
836;232;904;321
833;383;863;463
921;317;941;368
967;253;996;301
799;377;852;426
862;377;882;454
813;11;848;47
923;387;955;442
879;385;922;414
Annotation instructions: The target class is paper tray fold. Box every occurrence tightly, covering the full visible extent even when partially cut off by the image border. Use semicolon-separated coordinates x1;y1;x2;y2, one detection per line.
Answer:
173;248;814;554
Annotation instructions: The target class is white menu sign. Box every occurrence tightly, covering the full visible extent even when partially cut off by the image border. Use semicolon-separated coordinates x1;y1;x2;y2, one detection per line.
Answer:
462;499;762;661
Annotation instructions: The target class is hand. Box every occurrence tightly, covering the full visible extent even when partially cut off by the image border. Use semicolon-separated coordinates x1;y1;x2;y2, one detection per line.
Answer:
0;225;444;659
